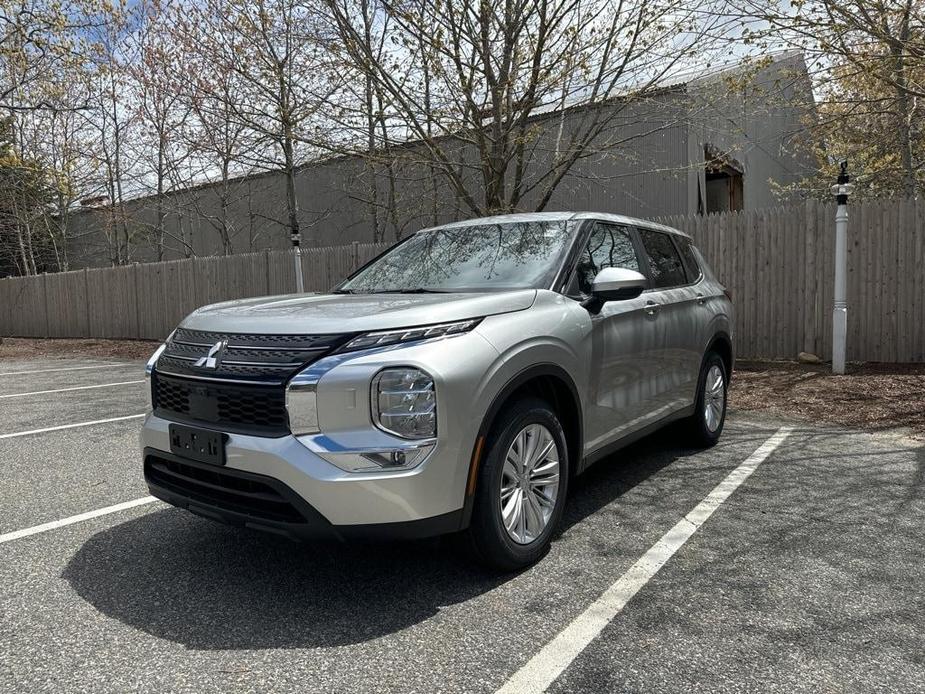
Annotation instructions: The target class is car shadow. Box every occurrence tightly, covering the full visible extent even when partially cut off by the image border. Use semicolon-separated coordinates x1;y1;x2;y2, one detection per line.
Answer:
61;422;757;650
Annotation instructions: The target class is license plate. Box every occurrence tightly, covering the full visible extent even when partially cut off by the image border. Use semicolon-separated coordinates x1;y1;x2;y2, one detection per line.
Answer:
169;424;226;465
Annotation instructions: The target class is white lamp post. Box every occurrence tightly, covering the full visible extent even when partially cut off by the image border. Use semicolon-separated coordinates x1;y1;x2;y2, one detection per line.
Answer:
292;231;305;293
830;162;853;375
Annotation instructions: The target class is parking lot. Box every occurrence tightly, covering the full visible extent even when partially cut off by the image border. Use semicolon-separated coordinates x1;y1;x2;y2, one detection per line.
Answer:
1;356;923;694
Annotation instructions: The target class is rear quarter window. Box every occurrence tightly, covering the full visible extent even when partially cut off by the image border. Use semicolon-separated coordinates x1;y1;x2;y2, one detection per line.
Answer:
675;239;702;282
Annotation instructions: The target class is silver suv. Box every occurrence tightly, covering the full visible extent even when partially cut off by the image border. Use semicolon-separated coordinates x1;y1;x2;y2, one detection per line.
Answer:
141;212;732;570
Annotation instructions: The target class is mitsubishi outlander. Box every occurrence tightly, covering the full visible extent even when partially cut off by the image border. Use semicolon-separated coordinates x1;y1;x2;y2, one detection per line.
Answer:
142;212;733;570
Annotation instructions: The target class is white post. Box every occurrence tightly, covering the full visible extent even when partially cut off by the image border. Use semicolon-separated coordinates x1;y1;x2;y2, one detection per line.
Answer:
830;163;853;375
293;246;304;293
291;231;304;293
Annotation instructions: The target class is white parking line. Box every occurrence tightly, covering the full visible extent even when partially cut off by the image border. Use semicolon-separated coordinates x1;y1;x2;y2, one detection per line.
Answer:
0;497;159;545
0;414;146;439
496;426;793;694
0;380;145;398
0;363;136;376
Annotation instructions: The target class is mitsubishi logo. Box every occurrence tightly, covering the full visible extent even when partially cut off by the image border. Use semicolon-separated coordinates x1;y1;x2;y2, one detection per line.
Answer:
195;340;228;369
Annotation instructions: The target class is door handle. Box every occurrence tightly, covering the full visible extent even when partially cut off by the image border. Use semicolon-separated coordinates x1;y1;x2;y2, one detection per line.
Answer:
644;301;659;316
696;293;706;305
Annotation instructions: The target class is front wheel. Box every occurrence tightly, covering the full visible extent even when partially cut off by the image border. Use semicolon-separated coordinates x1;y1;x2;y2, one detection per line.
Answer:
465;397;569;571
685;352;728;447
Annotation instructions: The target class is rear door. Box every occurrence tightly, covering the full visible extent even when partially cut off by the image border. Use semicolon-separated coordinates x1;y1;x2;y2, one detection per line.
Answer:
636;228;704;408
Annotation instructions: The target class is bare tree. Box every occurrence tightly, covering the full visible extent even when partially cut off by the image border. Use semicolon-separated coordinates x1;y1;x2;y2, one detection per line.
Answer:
742;0;924;196
323;0;736;217
168;4;260;255
188;0;342;255
128;0;193;260
83;2;142;265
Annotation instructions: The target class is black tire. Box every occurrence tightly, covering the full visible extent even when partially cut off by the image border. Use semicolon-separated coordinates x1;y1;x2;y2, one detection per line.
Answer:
685;351;728;447
465;397;570;571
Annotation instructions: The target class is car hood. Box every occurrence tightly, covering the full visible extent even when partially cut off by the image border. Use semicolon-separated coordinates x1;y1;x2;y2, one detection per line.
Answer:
180;290;537;334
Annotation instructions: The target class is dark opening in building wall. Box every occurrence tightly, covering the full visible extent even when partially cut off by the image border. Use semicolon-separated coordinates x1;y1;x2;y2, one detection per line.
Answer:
702;144;744;214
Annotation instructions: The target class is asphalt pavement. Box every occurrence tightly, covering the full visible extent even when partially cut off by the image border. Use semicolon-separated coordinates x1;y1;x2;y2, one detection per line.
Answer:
0;357;922;693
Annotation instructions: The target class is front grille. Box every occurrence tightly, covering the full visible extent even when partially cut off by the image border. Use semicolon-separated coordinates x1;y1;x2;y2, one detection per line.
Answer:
153;374;289;435
156;328;352;383
145;454;306;524
152;328;353;436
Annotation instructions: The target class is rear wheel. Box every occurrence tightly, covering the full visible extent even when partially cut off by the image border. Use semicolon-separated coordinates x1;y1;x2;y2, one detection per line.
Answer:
465;397;569;571
685;351;727;447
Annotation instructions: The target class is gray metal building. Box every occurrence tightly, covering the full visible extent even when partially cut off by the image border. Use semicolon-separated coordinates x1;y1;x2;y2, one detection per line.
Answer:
68;51;816;267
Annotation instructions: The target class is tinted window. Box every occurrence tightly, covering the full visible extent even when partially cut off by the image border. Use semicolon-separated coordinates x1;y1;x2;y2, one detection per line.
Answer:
340;221;576;293
568;223;639;296
676;239;701;281
639;230;687;288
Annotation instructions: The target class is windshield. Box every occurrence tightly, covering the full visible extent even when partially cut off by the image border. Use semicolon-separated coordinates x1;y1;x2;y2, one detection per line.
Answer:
339;220;577;293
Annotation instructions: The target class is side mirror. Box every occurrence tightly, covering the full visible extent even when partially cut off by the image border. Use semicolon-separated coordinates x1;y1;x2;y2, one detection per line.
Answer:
582;267;647;312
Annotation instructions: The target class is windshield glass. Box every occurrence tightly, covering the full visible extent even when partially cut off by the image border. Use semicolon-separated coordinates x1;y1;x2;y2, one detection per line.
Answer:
339;220;577;293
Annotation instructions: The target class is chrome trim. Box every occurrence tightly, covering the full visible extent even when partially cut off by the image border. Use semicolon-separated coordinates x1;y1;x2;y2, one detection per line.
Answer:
285;351;370;437
171;338;330;353
145;343;167;378
297;433;437;454
228;345;331;353
170;339;214;348
219;359;305;368
153;369;285;386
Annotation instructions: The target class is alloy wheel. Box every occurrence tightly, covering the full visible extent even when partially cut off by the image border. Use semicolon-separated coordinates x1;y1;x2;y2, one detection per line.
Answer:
500;423;561;545
703;364;725;432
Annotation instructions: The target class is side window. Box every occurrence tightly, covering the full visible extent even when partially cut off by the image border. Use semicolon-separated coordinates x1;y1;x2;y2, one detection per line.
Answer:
675;238;702;282
638;230;687;288
567;223;640;297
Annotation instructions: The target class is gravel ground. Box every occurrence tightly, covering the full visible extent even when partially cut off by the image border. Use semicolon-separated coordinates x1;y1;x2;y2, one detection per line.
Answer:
732;360;925;439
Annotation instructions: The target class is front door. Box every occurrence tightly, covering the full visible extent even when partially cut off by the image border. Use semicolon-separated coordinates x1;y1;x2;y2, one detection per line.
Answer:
567;222;664;455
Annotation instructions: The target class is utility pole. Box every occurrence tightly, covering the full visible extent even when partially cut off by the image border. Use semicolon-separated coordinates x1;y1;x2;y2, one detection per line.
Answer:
830;161;853;375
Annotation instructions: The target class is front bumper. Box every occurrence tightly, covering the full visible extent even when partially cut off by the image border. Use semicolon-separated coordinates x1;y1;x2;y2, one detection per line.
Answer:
141;413;469;539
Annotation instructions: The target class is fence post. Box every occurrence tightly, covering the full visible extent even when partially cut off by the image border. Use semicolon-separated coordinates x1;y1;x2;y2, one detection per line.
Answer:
352;241;359;268
133;263;141;340
83;269;91;338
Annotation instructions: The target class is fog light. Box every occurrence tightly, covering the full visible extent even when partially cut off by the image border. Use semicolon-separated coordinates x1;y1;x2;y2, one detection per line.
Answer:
317;443;434;473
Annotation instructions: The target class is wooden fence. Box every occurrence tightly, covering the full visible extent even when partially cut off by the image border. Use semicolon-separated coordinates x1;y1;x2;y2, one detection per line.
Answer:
659;197;924;363
0;242;388;342
1;198;923;362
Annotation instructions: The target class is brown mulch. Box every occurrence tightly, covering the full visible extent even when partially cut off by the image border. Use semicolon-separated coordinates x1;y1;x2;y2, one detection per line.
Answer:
0;337;160;361
731;360;925;438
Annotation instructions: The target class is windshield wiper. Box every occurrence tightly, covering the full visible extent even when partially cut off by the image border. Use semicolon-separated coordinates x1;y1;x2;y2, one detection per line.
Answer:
331;288;356;294
375;287;452;294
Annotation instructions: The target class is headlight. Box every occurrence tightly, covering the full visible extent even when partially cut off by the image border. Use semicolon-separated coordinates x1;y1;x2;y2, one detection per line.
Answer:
372;367;436;439
341;318;481;352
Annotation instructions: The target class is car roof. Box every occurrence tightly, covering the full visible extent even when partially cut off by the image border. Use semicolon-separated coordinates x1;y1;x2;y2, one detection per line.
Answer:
429;211;691;239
